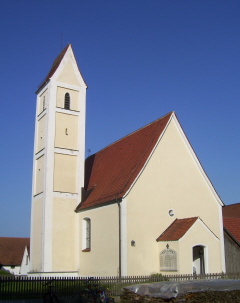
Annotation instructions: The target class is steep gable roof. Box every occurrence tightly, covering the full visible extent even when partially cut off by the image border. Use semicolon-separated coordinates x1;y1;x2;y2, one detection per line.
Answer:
36;44;86;93
76;112;173;211
0;237;30;266
36;44;70;93
156;217;198;241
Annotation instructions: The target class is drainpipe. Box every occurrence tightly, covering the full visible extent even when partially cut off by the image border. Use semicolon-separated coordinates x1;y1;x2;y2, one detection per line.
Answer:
117;200;121;278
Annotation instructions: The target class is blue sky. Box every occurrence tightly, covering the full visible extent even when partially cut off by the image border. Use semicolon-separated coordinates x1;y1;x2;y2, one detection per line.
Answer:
0;0;239;237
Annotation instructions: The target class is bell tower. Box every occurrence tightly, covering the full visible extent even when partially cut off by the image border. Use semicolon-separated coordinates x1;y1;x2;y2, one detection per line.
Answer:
30;45;87;275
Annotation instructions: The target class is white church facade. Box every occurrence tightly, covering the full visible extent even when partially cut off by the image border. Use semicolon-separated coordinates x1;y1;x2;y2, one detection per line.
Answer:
30;44;225;277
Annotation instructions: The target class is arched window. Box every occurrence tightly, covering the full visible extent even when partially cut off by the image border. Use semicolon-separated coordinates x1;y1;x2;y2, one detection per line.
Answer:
82;218;91;251
160;248;177;271
64;93;70;110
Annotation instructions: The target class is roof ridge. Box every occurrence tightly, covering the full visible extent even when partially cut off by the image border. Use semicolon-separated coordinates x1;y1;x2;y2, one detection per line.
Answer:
88;111;174;157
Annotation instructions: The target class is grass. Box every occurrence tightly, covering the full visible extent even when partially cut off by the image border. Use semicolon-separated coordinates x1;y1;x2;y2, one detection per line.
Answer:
0;269;13;276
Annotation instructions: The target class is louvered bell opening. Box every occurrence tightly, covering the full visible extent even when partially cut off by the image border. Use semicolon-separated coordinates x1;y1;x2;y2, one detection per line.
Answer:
64;93;70;109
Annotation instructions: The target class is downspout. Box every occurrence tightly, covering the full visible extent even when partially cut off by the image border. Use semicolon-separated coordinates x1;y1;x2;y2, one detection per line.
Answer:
117;200;122;278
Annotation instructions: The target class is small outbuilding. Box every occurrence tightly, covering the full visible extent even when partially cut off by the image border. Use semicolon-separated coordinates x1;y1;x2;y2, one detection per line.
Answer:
0;237;30;275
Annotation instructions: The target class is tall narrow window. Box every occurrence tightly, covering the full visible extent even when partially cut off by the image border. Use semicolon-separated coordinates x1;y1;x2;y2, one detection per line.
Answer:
82;218;91;251
43;96;45;111
86;218;91;249
64;93;70;110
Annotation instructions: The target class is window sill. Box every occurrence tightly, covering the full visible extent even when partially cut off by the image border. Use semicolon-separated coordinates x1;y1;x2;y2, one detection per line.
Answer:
82;248;91;252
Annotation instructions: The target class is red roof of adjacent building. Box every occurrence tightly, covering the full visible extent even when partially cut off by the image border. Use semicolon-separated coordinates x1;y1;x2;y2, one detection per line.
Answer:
222;203;240;244
223;217;240;243
222;203;240;219
0;237;30;266
156;217;198;241
76;111;173;211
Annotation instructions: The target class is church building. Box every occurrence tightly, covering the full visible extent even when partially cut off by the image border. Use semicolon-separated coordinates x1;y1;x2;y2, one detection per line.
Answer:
30;44;225;277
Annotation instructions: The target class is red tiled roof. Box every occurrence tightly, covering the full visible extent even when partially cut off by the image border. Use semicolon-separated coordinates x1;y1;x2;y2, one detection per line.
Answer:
222;203;240;219
223;217;240;244
156;217;198;241
0;237;30;266
222;203;240;244
76;112;173;211
36;44;70;93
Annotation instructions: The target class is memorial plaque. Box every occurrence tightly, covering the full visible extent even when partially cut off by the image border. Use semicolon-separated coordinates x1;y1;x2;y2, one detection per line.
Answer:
160;249;177;271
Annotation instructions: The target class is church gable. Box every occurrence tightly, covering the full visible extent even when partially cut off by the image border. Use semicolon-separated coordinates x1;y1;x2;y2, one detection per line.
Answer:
126;114;223;239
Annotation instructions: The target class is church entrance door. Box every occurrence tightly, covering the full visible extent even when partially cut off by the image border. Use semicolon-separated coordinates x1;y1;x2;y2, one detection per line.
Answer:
192;245;205;274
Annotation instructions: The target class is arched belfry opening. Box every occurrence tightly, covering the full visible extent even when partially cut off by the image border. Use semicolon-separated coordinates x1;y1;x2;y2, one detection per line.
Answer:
193;245;205;274
64;92;70;109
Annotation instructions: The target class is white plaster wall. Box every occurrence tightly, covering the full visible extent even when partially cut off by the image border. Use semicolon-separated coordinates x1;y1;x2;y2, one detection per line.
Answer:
53;153;78;193
78;203;119;276
36;114;46;153
34;155;44;195
30;198;43;272
55;112;79;150
52;197;77;271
